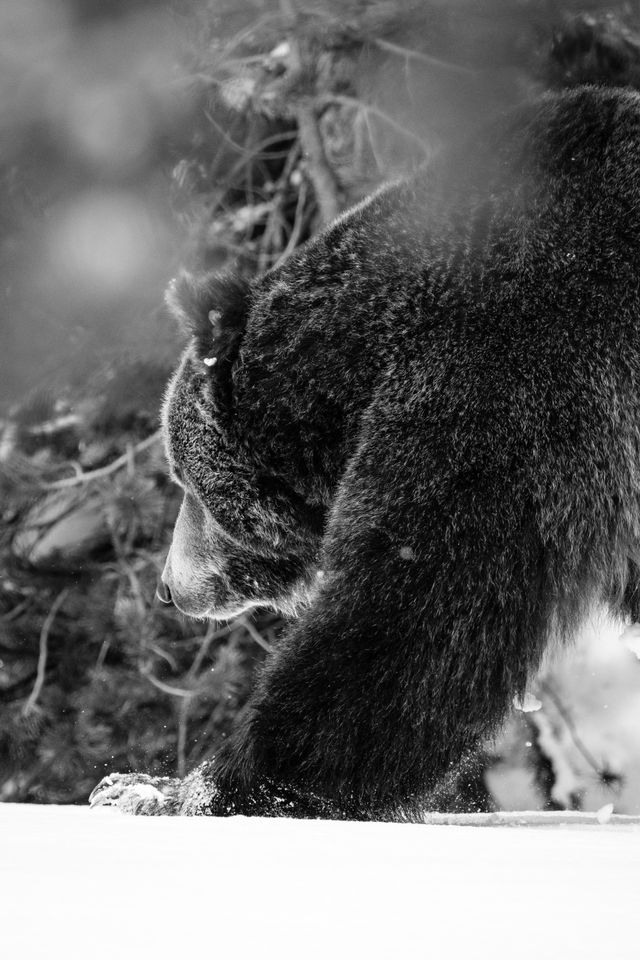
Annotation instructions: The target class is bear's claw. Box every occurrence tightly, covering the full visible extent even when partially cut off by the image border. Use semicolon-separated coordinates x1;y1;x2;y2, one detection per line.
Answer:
89;772;180;815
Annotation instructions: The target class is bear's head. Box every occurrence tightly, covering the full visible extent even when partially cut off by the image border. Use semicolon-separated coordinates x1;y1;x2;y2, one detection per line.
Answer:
159;271;322;620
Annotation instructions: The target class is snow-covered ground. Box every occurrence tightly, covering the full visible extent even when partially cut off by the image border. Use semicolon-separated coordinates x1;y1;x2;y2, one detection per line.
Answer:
2;804;639;960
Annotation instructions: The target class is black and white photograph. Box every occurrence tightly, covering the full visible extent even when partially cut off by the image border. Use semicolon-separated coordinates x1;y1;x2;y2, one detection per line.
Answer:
2;1;640;957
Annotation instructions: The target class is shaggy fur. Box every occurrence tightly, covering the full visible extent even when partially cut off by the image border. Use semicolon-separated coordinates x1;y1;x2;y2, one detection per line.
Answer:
92;86;640;820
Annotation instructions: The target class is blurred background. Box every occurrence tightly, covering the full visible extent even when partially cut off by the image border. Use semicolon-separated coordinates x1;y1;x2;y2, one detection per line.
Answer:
3;0;640;811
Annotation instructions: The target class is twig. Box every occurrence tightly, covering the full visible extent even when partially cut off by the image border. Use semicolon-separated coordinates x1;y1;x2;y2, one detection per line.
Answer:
140;663;194;699
362;107;383;173
114;547;148;626
321;94;431;151
42;430;162;490
236;614;274;653
204;111;297;160
539;680;607;781
272;176;308;269
22;588;69;716
258;140;302;270
94;638;111;674
142;622;225;772
1;599;31;622
219;134;298;196
125;442;135;478
173;623;219;779
24;414;82;437
186;622;220;681
258;205;287;272
177;698;190;777
218;12;281;61
148;643;179;672
372;38;477;76
295;105;341;225
279;0;341;226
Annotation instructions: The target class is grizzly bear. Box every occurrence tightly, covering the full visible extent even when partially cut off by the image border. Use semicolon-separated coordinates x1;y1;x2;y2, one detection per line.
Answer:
91;86;640;819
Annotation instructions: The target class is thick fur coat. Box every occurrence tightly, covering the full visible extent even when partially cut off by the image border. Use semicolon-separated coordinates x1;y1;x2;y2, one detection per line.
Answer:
92;86;640;819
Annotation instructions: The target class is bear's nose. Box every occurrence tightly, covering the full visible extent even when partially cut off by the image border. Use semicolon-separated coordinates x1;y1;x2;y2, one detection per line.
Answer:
156;579;174;606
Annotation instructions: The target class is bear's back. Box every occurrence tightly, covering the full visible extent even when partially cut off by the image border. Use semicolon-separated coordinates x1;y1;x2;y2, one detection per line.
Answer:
230;86;640;505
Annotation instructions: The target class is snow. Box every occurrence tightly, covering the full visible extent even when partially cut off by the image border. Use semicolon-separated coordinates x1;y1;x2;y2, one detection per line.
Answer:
596;802;614;824
620;623;640;660
512;692;542;712
2;805;640;960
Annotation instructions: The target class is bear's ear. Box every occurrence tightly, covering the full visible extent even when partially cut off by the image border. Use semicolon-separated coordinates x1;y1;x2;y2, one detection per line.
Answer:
165;271;251;367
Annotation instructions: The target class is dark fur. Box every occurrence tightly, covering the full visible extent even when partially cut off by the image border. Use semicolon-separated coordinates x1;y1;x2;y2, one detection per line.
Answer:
92;86;640;820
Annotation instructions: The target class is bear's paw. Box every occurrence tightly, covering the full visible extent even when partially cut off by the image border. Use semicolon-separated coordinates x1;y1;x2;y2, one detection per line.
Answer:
89;773;180;816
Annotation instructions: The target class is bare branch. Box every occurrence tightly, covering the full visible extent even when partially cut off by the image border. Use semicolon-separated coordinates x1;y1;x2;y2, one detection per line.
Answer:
372;38;477;76
295;106;341;224
322;94;431;152
272;176;308;269
204;111;297;160
140;663;194;699
43;430;162;490
258;139;303;270
177;698;190;777
279;0;341;226
23;588;69;716
1;599;31;623
182;622;220;687
539;679;609;782
237;614;274;653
